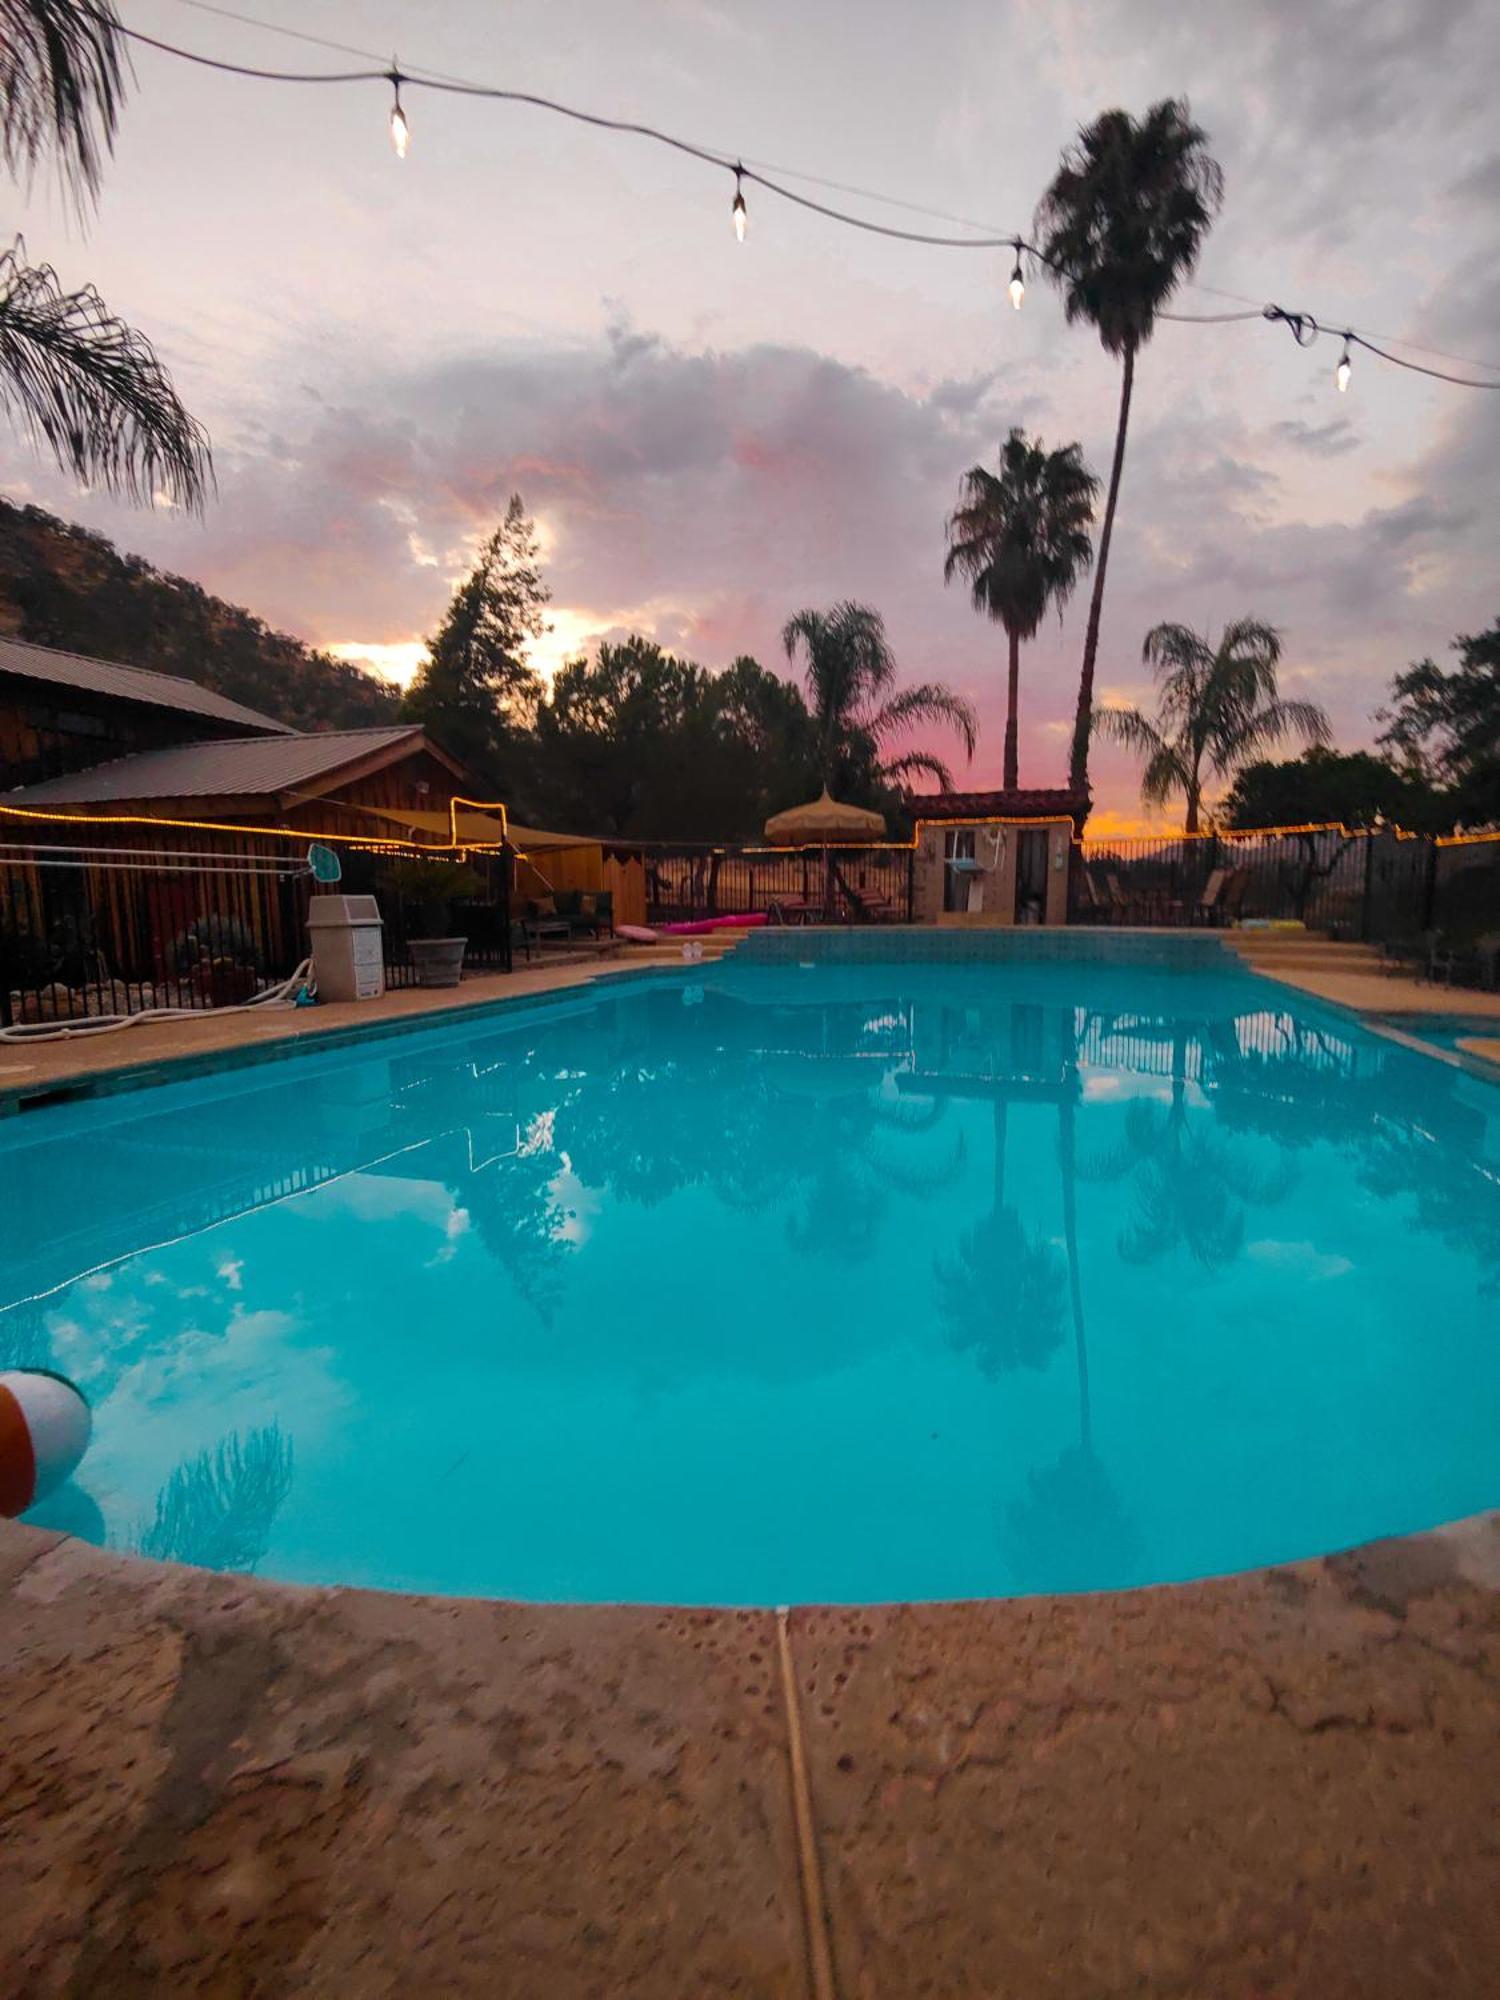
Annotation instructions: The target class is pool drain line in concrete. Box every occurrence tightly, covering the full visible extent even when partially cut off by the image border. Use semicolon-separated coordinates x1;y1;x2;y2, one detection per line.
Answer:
776;1606;838;2000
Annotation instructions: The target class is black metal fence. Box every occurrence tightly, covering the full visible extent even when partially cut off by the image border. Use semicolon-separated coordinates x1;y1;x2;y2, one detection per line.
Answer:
639;842;915;924
1072;827;1442;936
0;827;512;1026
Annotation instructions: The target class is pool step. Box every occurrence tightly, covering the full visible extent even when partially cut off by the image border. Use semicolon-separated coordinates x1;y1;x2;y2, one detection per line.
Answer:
613;927;755;967
1228;934;1386;976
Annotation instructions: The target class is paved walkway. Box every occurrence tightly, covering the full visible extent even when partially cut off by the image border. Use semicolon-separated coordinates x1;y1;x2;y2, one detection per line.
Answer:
6;1513;1500;1997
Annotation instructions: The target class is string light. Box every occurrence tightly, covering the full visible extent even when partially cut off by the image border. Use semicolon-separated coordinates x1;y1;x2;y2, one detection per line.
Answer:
105;10;1500;393
388;65;409;157
1336;334;1352;393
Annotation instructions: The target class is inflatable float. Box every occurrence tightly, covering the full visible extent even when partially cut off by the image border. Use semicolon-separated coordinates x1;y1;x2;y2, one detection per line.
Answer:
0;1370;92;1518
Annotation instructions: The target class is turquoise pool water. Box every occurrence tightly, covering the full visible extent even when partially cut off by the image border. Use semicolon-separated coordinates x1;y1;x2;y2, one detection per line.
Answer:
4;949;1499;1604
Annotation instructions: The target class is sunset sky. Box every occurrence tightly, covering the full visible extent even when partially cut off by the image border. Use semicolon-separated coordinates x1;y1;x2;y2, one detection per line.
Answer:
2;0;1497;830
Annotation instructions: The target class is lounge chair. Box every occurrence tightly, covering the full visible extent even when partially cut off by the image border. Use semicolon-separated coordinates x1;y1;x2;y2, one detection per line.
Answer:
1193;867;1228;925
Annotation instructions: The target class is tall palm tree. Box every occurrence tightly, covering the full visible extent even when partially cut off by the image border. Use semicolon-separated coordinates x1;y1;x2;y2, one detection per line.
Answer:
943;429;1098;789
1035;101;1224;796
1095;618;1330;833
782;600;977;792
0;1;210;507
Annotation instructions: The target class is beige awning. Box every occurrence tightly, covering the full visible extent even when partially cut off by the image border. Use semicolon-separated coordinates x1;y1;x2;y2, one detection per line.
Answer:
763;787;886;844
358;805;599;851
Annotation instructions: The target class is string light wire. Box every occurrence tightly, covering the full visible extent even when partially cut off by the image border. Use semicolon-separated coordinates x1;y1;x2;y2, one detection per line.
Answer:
101;7;1500;388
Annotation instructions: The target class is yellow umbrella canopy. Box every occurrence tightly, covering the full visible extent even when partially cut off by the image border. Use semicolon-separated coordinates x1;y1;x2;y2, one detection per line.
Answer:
763;787;886;844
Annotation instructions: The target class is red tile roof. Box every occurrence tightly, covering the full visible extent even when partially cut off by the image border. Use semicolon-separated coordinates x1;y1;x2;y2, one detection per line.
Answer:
908;788;1091;824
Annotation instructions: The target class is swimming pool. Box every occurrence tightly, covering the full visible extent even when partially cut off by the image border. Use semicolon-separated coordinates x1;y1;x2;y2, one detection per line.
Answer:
4;941;1499;1604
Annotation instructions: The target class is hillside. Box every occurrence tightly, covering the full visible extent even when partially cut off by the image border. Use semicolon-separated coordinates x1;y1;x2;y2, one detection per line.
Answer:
0;500;401;733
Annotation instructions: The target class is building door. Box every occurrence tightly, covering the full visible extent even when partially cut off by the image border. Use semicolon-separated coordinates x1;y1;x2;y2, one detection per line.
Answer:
1014;829;1048;924
943;829;977;913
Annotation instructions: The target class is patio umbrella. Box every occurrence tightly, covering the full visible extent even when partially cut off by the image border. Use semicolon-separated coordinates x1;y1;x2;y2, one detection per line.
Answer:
763;788;886;919
763;787;886;844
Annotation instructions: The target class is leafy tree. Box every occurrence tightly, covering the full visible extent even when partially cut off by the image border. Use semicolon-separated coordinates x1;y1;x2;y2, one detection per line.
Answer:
1376;618;1500;825
1223;745;1449;832
781;600;977;794
944;429;1097;789
1095;618;1329;832
533;639;825;839
1035;101;1224;795
0;3;209;508
534;636;723;837
403;495;549;789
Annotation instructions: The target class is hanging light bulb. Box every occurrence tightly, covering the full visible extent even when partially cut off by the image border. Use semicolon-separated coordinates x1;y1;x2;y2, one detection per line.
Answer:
731;166;747;242
1336;334;1352;393
388;67;409;159
1008;242;1025;311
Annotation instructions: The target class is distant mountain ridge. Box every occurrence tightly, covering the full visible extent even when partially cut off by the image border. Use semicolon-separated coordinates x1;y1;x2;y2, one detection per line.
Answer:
0;499;401;734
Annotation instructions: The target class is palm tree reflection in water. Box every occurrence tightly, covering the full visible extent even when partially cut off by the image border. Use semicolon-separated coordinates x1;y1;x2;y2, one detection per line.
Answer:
138;1423;294;1573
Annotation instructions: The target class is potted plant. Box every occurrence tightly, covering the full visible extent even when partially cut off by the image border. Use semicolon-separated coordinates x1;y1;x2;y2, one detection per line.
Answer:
379;859;484;987
170;914;264;1005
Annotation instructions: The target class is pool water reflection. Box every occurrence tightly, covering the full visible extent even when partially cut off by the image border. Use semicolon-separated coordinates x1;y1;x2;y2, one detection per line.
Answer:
3;955;1498;1603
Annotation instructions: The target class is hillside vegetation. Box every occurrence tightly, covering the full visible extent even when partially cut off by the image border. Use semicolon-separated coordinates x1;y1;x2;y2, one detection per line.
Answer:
0;500;399;732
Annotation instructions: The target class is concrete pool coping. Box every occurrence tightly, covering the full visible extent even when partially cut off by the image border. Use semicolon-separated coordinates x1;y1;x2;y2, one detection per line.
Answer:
6;1509;1500;1996
6;931;1500;1991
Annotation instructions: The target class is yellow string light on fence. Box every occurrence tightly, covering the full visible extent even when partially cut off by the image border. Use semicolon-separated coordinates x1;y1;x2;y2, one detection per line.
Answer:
0;798;513;855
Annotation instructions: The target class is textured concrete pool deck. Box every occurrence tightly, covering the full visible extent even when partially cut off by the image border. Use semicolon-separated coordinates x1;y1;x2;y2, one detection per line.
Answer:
6;1512;1500;1998
0;956;654;1106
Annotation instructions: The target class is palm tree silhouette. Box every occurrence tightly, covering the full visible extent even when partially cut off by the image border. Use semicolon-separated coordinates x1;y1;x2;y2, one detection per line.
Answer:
1035;101;1223;793
0;2;210;507
944;429;1098;789
1095;619;1329;833
782;601;977;793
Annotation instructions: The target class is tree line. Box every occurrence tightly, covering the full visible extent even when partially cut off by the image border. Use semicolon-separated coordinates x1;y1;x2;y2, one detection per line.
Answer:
401;499;978;838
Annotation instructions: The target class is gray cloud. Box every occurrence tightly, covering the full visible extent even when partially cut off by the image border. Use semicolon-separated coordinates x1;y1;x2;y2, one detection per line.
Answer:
1270;417;1358;456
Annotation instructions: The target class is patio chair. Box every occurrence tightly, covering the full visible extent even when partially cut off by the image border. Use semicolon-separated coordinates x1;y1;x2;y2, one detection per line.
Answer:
1218;869;1252;926
1193;867;1228;925
1073;868;1109;925
551;889;614;940
1378;931;1436;977
1444;930;1500;991
1103;872;1135;924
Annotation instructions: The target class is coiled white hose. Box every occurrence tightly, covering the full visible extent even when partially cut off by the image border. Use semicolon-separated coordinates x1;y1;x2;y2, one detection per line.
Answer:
0;958;316;1043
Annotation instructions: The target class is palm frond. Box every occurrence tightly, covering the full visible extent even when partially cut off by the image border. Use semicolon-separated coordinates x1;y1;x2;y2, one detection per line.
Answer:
872;680;978;757
0;0;125;209
1092;703;1164;757
0;243;212;508
1216;696;1330;770
881;748;955;789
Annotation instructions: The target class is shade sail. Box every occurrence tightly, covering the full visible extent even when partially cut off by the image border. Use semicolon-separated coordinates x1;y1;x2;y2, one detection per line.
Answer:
762;787;886;844
359;805;598;851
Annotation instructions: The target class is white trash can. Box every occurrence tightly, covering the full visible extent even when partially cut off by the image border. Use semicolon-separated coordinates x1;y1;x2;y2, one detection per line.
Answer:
307;894;385;1002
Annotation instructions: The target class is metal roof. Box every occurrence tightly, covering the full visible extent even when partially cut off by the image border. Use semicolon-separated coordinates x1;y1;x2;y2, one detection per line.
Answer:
1;726;424;804
0;633;293;735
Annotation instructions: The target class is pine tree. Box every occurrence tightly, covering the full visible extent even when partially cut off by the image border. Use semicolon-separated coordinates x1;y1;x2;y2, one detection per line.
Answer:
403;494;551;785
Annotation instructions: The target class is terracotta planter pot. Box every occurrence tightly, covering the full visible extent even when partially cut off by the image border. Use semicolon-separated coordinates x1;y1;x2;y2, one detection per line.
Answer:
409;937;467;988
